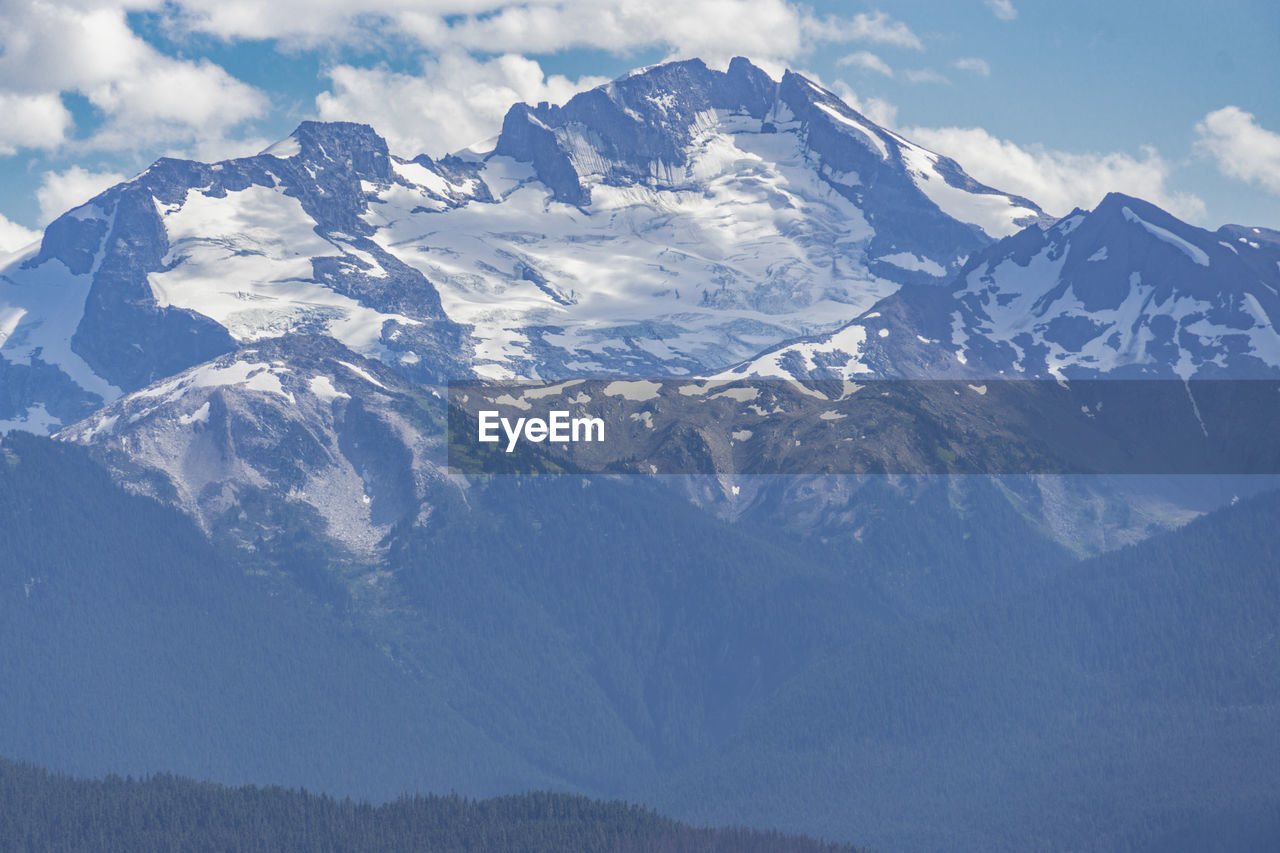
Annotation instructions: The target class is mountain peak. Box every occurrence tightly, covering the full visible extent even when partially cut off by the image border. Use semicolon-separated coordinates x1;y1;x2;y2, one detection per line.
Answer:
264;121;391;173
492;57;781;205
489;56;1042;246
1093;190;1176;223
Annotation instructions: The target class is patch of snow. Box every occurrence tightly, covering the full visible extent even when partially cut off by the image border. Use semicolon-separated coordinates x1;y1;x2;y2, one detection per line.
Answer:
309;375;349;403
709;386;758;402
0;249;121;405
179;401;212;425
0;403;59;435
337;360;389;390
1057;213;1086;235
491;392;532;410
604;379;661;400
393;159;476;198
1121;207;1209;266
898;141;1036;238
878;251;946;276
137;359;295;405
728;322;871;380
260;136;302;159
149;185;419;354
815;103;888;159
71;413;118;442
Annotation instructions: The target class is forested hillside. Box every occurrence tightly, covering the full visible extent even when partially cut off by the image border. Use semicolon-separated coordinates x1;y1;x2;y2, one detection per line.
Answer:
5;431;1280;852
0;432;548;797
0;757;863;853
655;486;1280;852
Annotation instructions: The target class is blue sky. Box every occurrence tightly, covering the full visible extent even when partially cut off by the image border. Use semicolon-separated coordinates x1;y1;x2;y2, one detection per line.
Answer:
0;0;1276;250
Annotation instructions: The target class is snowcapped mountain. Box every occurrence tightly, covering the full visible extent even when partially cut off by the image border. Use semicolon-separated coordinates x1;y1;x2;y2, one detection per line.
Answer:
728;192;1280;381
56;336;443;561
2;57;1050;433
3;54;1277;564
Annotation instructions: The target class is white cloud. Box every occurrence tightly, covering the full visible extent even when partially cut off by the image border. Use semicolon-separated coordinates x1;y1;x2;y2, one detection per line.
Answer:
36;166;129;224
985;0;1017;21
402;4;921;65
84;56;269;151
414;1;805;60
0;0;268;154
0;93;74;155
904;69;951;85
0;0;922;166
159;0;404;46
905;125;1206;221
831;82;899;128
164;1;922;62
0;214;41;253
817;11;923;50
838;51;894;78
953;57;991;77
316;53;608;157
1195;106;1280;196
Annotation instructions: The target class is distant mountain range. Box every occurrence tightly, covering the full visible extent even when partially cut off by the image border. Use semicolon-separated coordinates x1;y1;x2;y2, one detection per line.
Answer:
730;192;1280;381
0;56;1270;552
0;58;1050;430
2;56;1279;853
0;56;1273;430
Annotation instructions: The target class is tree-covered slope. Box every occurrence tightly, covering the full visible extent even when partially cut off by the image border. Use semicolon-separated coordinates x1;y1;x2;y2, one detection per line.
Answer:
0;757;867;853
0;433;547;799
654;486;1280;852
10;429;1277;853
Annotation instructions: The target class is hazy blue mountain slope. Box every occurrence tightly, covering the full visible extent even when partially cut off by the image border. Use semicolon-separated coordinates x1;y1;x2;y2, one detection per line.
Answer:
653;487;1280;852
0;433;551;799
0;432;1079;811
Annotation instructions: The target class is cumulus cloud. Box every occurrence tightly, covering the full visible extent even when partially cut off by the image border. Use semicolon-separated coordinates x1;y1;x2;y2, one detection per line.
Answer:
818;11;922;50
158;0;404;46
838;51;894;78
0;214;41;253
0;0;268;154
164;1;922;63
831;82;899;128
1195;106;1280;196
905;125;1206;221
317;53;608;156
401;4;921;65
952;57;991;77
985;0;1017;21
0;93;74;155
36;166;129;224
85;56;269;150
307;5;921;144
0;0;922;162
